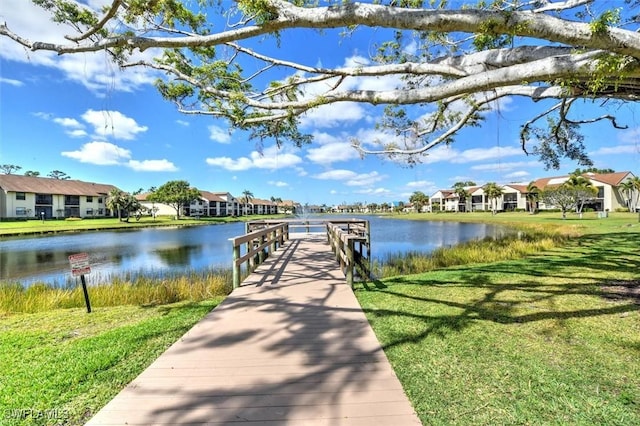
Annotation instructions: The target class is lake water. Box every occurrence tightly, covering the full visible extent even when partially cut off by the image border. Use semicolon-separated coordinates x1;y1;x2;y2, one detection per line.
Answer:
0;216;506;286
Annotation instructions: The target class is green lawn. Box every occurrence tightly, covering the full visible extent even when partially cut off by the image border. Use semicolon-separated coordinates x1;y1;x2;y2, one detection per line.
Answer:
357;211;640;424
0;300;222;425
0;214;288;237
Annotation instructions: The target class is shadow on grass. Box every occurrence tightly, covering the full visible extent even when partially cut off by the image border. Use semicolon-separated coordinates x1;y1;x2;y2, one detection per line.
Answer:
359;232;640;350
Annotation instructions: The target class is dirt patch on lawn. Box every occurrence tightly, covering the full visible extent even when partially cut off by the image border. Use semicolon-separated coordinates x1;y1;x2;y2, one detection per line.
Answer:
600;280;640;304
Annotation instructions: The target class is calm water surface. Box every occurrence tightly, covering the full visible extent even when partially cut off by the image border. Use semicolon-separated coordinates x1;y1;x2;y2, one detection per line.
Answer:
0;216;506;286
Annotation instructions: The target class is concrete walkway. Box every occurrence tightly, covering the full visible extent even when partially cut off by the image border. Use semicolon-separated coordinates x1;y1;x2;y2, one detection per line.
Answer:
87;234;421;425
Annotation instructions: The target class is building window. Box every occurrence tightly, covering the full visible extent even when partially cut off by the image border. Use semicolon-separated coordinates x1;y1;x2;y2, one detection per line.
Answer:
98;208;104;215
65;195;80;206
16;207;27;216
87;196;93;202
36;194;52;205
16;192;26;200
86;208;94;216
98;197;103;204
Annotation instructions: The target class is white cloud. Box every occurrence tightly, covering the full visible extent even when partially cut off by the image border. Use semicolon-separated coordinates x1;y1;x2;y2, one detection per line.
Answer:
406;180;435;189
314;170;357;181
421;146;460;164
617;127;640;144
448;176;476;185
0;0;159;93
300;102;365;129
306;139;360;165
206;145;302;171
81;109;148;140
421;145;524;165
297;54;403;129
61;141;131;165
68;129;89;138
313;169;385;187
403;40;418;56
176;120;190;127
61;141;177;171
0;77;24;87
341;55;402;92
35;113;88;137
33;112;53;120
354;187;392;195
53;117;83;128
346;171;385;187
452;146;523;163
209;125;232;144
127;159;178;172
206;157;253;171
591;145;640;155
471;160;539;172
504;171;530;179
268;180;289;187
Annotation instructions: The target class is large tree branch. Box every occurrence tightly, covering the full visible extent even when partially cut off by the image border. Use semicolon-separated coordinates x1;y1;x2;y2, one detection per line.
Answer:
200;52;640;110
352;91;502;157
64;0;123;42
3;1;640;58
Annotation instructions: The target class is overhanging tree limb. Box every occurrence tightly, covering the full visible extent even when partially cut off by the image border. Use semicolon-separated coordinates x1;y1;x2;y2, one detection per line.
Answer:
3;0;640;166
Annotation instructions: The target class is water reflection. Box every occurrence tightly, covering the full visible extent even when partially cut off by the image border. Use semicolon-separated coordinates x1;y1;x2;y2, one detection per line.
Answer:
0;217;505;287
154;245;203;266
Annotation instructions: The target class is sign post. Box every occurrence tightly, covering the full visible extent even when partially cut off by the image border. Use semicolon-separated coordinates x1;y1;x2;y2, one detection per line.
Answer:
69;253;92;313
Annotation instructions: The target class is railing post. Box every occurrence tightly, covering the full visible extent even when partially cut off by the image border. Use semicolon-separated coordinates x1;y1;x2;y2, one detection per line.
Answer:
259;234;266;263
346;237;354;289
270;229;276;253
232;243;241;289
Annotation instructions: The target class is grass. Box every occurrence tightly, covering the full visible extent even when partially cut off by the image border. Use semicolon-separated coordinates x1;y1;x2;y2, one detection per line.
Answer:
356;211;640;425
400;210;639;234
374;231;565;278
0;270;232;314
0;299;223;425
0;214;288;237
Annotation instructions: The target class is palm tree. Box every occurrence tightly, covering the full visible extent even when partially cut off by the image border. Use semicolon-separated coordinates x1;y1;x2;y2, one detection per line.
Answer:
631;176;640;221
563;173;597;216
453;186;470;212
620;180;635;212
526;181;539;214
409;191;429;213
241;189;254;216
621;176;640;219
107;188;125;221
482;182;504;215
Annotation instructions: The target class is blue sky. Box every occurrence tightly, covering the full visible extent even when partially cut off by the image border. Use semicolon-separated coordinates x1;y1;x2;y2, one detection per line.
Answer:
1;0;639;206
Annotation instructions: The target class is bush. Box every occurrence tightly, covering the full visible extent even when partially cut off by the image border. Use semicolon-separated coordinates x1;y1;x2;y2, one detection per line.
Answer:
615;207;630;213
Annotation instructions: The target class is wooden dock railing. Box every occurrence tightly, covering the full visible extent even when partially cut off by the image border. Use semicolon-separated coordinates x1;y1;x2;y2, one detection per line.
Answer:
231;219;370;289
230;222;289;289
326;220;371;288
